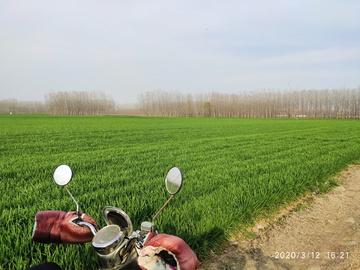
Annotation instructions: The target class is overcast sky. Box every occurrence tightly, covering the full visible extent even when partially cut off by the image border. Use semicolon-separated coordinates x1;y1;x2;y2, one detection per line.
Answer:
1;0;359;104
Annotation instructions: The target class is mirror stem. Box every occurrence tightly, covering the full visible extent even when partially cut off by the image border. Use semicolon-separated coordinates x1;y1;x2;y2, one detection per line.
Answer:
78;221;98;236
151;194;174;227
64;186;80;218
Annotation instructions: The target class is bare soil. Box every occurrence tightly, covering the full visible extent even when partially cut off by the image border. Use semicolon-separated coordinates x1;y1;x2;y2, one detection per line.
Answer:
199;164;360;270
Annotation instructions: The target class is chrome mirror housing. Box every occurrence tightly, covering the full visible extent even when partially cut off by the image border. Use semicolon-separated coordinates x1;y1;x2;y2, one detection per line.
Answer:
53;164;73;186
165;167;183;195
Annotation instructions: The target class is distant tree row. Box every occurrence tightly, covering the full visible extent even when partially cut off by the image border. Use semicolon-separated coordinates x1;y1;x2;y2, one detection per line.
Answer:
137;88;360;118
0;99;47;114
0;91;116;115
2;88;359;118
45;91;115;115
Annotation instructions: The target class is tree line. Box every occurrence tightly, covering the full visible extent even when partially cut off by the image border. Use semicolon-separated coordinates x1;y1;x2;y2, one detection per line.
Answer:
0;99;47;114
1;88;359;118
45;91;115;115
137;88;360;118
0;91;116;115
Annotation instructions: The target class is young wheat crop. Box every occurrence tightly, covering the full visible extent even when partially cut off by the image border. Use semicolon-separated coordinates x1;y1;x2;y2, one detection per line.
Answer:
0;115;359;269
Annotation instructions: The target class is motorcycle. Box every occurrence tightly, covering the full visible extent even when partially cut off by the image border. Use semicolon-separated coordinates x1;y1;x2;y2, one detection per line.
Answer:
30;165;199;270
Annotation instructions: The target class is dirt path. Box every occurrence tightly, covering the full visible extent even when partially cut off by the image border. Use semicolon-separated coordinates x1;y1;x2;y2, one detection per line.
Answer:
199;164;360;270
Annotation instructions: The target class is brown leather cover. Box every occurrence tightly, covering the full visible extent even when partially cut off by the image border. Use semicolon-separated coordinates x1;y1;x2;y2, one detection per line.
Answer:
32;211;98;244
143;233;199;270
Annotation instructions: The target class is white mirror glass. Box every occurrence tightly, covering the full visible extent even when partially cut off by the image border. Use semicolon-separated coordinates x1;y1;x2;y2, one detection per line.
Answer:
165;167;183;195
53;164;73;186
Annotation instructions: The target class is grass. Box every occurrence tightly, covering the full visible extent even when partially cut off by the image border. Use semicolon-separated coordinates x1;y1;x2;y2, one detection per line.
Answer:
0;115;359;269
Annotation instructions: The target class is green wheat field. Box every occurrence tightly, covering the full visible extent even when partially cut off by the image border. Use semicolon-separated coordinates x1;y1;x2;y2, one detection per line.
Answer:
1;115;359;269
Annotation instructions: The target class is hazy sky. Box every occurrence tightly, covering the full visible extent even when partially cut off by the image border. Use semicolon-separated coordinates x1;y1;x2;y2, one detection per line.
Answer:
1;0;359;104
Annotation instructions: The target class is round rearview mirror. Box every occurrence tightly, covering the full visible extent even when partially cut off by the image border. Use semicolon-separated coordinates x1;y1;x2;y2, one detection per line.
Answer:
165;167;183;195
53;164;73;186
